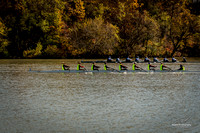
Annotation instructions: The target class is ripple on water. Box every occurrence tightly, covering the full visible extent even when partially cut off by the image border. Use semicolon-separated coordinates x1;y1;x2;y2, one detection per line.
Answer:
0;59;200;132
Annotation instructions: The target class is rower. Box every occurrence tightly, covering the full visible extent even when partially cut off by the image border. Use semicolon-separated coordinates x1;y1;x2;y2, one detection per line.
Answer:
144;56;150;62
107;56;113;62
172;57;177;62
163;57;169;62
132;62;141;70
135;56;140;63
62;62;70;70
182;57;187;62
153;57;159;62
104;62;108;70
147;62;157;70
119;62;128;71
126;56;132;62
178;64;185;70
104;62;112;71
91;62;100;71
160;63;170;71
116;57;121;63
77;62;85;70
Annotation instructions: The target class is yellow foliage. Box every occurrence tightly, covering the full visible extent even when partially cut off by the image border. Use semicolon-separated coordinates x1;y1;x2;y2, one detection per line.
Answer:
44;45;59;56
23;42;42;58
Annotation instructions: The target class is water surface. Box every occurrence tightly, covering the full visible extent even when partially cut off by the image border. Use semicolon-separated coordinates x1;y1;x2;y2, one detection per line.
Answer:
0;59;200;132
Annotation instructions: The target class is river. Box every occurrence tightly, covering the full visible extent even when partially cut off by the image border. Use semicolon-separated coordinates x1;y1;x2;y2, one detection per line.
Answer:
0;59;200;132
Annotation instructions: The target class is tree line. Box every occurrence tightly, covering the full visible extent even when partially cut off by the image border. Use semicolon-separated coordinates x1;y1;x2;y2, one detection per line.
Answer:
0;0;200;58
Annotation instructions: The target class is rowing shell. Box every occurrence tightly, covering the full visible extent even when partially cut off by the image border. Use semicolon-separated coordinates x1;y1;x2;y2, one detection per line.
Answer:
29;69;199;73
81;60;193;64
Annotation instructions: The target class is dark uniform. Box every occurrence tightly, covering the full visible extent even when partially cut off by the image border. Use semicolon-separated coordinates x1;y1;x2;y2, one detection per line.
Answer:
91;63;100;71
119;62;128;71
62;63;70;70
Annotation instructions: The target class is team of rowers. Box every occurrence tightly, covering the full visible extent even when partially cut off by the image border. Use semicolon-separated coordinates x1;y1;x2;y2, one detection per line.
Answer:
108;56;187;63
62;62;185;71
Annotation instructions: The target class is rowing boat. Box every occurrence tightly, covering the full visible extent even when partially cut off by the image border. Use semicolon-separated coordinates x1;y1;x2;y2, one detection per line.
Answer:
80;60;195;63
29;69;199;73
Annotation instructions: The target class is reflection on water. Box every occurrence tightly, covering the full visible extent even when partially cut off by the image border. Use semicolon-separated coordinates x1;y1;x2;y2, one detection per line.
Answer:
0;59;200;132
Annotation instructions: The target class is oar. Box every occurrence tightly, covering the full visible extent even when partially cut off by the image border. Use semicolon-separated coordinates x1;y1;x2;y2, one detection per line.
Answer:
123;65;128;71
165;66;174;72
167;67;172;70
110;68;120;72
122;67;128;72
105;66;119;72
83;67;88;72
139;67;147;72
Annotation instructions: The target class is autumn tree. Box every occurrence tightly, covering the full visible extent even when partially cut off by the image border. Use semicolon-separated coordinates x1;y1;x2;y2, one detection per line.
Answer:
0;0;200;58
108;0;140;56
62;0;85;25
0;19;9;57
106;0;160;57
0;0;24;57
69;17;119;58
163;0;199;56
181;16;200;56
